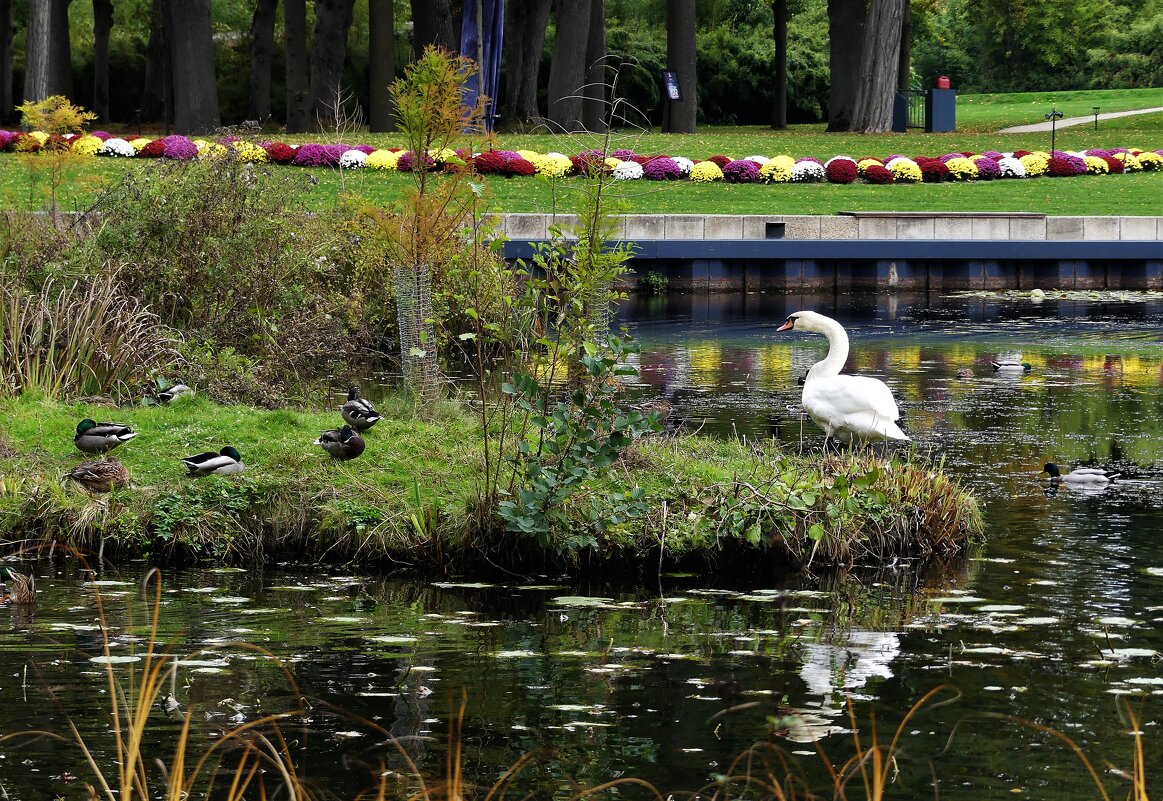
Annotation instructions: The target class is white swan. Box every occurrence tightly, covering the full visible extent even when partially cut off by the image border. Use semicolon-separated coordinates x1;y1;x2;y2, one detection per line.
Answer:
777;310;908;443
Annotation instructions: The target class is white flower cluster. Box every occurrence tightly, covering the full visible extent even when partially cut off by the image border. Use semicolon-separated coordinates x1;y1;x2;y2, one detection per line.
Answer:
339;149;368;169
100;138;136;158
996;156;1026;178
671;156;695;176
791;161;826;182
612;160;644;180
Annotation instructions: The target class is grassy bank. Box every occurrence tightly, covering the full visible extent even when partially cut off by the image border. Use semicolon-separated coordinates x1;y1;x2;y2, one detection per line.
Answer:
0;395;982;571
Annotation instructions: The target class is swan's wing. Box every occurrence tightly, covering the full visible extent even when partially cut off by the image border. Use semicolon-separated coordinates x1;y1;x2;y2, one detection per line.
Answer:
803;375;901;420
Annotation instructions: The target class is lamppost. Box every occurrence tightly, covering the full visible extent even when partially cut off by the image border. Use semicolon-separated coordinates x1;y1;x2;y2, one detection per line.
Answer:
1092;107;1100;131
1045;109;1064;153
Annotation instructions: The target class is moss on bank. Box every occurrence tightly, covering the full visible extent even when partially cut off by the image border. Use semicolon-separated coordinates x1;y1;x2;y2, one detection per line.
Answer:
0;395;982;572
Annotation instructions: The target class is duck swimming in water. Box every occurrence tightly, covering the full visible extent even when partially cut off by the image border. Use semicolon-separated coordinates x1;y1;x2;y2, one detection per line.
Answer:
1042;463;1119;485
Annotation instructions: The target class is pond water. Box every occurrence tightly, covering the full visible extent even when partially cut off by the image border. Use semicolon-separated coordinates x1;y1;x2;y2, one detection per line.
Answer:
3;290;1163;800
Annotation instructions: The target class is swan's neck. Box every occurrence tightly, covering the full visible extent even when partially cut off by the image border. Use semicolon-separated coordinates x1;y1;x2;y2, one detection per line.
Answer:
807;318;849;379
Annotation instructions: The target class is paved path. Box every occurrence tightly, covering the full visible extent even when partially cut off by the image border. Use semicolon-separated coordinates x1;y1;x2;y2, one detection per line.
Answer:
998;106;1163;133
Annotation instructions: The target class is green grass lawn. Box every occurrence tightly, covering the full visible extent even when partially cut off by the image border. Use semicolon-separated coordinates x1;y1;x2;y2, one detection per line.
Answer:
2;86;1160;217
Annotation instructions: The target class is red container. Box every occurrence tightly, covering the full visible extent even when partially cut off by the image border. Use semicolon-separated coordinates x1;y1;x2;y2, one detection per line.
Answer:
936;75;951;89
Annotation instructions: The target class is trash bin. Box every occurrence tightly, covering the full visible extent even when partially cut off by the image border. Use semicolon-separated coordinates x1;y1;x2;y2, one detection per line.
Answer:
925;87;956;132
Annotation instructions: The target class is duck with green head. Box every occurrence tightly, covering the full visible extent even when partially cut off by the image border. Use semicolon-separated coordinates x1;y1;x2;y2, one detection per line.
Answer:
315;425;365;461
180;446;246;476
341;386;381;432
0;566;36;606
74;419;138;454
65;458;130;492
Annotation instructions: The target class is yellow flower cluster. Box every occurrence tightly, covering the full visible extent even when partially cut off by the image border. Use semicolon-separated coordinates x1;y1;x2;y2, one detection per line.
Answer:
769;155;795;170
1112;152;1142;172
231;141;268;163
857;158;883;175
944;157;978;180
199;142;229;159
1135;150;1162;170
130;137;151;152
758;160;792;183
889;159;922;183
689;161;723;183
365;150;401;170
28;131;49;145
70;135;103;156
1082;155;1109;175
1019;153;1048;176
529;151;572;178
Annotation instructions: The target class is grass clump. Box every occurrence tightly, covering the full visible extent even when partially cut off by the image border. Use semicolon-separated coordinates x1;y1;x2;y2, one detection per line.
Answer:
0;395;981;572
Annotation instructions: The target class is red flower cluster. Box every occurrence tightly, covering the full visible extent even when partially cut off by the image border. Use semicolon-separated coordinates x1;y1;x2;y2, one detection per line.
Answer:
915;157;949;182
506;157;536;177
863;164;894;184
824;160;857;184
264;142;296;164
1104;156;1125;174
706;154;731;168
472;151;507;175
570;152;605;176
1047;157;1077;177
140;139;166;158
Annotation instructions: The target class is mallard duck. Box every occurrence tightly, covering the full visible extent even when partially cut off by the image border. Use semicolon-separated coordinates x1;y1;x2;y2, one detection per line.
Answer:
314;425;366;461
341;386;381;431
159;383;194;403
181;446;246;475
991;360;1032;373
1043;463;1119;485
0;565;36;606
777;311;908;443
65;458;130;492
74;419;138;454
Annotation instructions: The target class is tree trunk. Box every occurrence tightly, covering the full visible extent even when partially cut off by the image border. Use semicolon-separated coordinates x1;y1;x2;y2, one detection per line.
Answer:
581;0;606;131
546;0;591;132
284;0;309;132
0;0;14;123
826;0;865;131
24;0;73;102
849;0;904;132
140;0;169;124
771;0;787;129
664;0;697;133
499;0;551;127
411;0;456;58
311;0;357;129
165;0;220;134
897;0;911;90
248;0;278;123
368;0;396;131
92;0;113;121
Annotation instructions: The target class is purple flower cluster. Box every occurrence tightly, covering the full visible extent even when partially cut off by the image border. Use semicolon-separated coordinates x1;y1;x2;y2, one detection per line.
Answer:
396;151;436;172
292;143;341;167
721;159;760;183
1086;148;1112;158
642;156;682;180
980;150;1004;160
611;149;636;160
161;135;198;161
974;157;1000;180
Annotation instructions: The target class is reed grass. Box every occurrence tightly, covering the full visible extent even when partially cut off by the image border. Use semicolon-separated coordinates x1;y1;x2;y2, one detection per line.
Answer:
0;272;179;402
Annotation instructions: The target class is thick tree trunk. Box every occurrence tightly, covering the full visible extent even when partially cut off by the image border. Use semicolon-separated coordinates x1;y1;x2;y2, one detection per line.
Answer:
771;0;787;129
248;0;278;122
140;0;169;123
165;0;220;134
500;0;551;127
411;0;456;57
897;0;911;90
311;0;357;128
581;0;606;131
547;0;591;132
92;0;113;121
284;0;309;132
24;0;73;102
368;0;396;131
0;0;14;123
850;0;904;132
826;0;865;131
665;0;697;133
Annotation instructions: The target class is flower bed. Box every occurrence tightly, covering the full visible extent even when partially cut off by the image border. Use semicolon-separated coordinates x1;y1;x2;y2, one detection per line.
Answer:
3;130;1161;187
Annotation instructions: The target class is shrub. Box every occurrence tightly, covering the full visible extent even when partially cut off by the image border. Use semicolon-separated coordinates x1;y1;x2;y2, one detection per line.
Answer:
759;161;793;183
1019;153;1048;176
338;149;368;169
791;160;825;182
945;157;978;180
996;156;1027;178
365;149;401;170
140;139;166;158
99;138;135;158
689;161;724;182
974;157;1000;180
472;151;507;174
642;156;681;180
162;135;198;161
1047;157;1077;177
887;158;921;183
292;143;337;167
706;154;732;168
504;157;536;177
612;160;644;180
263;142;296;163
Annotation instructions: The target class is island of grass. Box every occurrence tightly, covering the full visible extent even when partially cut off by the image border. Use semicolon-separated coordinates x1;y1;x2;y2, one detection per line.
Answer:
0;394;982;573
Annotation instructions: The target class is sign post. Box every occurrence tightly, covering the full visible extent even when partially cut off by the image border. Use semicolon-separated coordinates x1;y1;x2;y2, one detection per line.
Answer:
660;69;682;133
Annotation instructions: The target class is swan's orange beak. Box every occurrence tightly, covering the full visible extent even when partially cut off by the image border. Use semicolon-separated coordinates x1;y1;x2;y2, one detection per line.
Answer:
776;320;794;332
